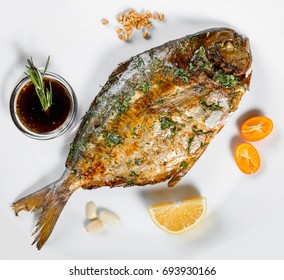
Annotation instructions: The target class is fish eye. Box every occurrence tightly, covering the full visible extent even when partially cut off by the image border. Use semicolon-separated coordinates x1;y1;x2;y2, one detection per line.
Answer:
223;41;236;53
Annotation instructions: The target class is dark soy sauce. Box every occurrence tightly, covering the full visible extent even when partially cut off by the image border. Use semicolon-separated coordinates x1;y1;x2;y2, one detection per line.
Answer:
16;78;71;133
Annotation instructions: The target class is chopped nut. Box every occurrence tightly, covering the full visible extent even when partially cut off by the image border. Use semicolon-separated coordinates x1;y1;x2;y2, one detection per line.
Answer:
159;13;165;21
146;22;153;29
143;31;149;39
153;12;159;20
116;16;123;22
103;9;165;41
127;29;133;36
124;25;131;31
124;34;129;42
101;18;109;25
146;11;152;18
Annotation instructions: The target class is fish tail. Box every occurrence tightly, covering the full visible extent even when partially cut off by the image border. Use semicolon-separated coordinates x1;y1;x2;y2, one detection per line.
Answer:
12;171;75;250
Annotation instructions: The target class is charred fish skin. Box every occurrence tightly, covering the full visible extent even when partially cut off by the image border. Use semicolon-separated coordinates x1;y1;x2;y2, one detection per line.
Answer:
67;27;252;189
12;28;252;249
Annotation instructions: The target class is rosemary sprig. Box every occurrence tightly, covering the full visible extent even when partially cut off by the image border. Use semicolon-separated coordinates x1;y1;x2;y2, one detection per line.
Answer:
25;56;52;112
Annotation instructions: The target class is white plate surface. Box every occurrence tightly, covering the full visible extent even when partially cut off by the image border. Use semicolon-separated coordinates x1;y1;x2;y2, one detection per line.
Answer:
1;0;284;259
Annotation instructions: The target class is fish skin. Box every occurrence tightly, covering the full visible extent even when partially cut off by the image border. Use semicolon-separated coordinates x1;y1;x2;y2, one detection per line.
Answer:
12;28;252;249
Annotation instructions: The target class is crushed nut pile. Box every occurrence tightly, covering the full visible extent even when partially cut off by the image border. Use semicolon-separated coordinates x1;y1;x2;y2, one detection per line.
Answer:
101;9;165;42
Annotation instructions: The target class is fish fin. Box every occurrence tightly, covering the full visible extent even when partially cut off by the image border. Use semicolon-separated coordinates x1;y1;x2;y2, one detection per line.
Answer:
168;168;190;188
244;71;252;88
150;94;191;112
12;176;75;250
168;143;211;188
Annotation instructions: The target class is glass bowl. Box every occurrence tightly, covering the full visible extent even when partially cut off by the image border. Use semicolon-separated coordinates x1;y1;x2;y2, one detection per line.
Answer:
10;71;77;140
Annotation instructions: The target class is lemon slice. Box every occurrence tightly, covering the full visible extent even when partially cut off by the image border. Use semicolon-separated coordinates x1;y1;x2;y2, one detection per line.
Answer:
148;196;207;234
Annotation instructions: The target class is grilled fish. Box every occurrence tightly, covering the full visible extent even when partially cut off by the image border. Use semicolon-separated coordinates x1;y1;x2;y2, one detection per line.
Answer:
12;28;252;249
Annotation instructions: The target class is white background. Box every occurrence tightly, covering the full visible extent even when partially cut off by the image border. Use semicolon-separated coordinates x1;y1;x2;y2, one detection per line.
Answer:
0;0;284;260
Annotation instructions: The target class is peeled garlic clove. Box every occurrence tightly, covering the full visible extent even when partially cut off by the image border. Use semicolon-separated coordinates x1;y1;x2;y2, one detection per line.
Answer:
86;201;97;220
85;219;103;233
99;210;121;226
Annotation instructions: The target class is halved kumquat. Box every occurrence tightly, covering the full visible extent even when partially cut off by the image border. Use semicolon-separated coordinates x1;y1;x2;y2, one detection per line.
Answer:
234;142;260;174
148;196;207;234
240;116;273;141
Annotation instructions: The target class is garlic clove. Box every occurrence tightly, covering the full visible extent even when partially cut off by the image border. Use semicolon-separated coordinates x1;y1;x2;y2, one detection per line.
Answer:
99;210;121;226
85;219;103;233
85;201;97;220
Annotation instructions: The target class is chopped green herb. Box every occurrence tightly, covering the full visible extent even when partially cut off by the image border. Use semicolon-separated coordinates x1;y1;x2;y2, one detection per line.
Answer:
127;179;135;185
189;46;212;72
78;140;87;151
129;171;139;178
160;116;177;134
180;161;188;169
68;142;79;161
192;127;204;135
188;63;195;71
153;59;162;67
106;133;123;145
133;56;144;68
79;140;87;146
213;72;238;88
230;91;240;97
188;136;194;153
228;91;240;109
124;80;136;92
174;68;189;83
131;126;138;137
209;103;223;111
182;46;188;53
156;80;162;86
115;96;131;115
134;158;142;165
200;100;223;111
109;75;116;82
126;160;133;165
157;98;164;105
192;84;205;93
69;143;78;152
139;81;151;93
164;66;172;75
101;82;112;92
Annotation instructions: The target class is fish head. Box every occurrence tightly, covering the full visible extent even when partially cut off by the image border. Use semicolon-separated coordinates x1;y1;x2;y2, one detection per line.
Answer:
204;28;252;76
